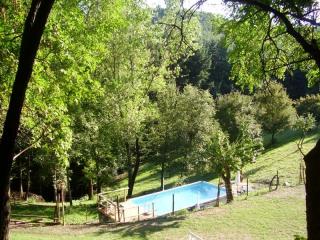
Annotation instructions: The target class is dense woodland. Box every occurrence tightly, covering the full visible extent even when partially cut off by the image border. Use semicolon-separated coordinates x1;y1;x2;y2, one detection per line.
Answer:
1;0;320;240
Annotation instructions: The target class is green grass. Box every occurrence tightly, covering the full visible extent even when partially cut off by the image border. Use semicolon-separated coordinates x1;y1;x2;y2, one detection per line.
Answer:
11;200;98;224
12;186;306;240
244;130;319;186
112;129;319;198
11;129;319;239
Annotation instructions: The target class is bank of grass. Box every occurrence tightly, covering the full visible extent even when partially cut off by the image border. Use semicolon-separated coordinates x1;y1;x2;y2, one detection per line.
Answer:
244;129;319;186
114;130;319;198
12;186;306;240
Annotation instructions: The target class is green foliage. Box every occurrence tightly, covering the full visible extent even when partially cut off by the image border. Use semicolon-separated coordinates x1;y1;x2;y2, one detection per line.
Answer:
294;114;316;135
207;92;263;201
254;81;296;143
152;84;215;174
295;94;320;123
224;1;320;89
216;92;260;142
207;121;263;176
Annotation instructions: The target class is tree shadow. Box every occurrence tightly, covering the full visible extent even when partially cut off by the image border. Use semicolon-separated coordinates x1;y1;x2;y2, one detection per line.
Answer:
11;203;54;218
95;216;185;239
263;130;300;152
262;129;319;154
135;171;160;185
244;165;268;179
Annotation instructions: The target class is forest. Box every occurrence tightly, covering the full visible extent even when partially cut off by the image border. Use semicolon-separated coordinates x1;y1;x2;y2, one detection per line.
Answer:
1;0;320;240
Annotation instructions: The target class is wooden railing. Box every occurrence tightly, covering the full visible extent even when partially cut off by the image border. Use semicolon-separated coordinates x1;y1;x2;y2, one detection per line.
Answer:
97;187;157;223
97;187;128;222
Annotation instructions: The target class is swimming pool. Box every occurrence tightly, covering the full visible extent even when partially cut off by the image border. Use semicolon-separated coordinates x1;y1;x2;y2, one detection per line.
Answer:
128;181;226;216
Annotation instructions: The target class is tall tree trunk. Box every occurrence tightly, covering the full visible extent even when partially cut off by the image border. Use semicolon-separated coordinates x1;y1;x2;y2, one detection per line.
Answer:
19;160;23;199
222;167;233;203
53;169;58;222
127;138;141;198
271;131;276;145
95;157;102;194
215;177;221;207
96;176;102;194
25;156;30;201
0;1;54;239
125;142;133;198
88;179;93;200
67;170;72;207
304;139;320;240
161;161;165;191
53;169;57;203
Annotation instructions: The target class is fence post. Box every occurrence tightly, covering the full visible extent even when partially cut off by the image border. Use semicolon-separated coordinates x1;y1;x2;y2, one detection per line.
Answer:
172;194;175;216
246;178;249;197
215;180;220;207
152;202;155;218
138;206;140;221
116;195;120;222
123;209;125;223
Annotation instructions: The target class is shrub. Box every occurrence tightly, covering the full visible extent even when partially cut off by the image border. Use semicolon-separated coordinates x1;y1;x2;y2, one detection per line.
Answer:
295;94;320;123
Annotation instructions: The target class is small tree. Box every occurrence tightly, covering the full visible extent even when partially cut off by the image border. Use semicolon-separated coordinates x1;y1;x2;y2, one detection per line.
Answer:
209;92;263;202
254;81;296;145
295;94;320;124
293;114;316;184
207;121;262;203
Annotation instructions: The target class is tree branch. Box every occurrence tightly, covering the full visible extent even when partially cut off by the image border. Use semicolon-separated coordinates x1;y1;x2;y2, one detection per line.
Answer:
228;0;320;68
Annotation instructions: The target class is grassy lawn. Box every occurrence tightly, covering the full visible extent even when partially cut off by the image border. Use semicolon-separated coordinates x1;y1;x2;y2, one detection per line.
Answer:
11;200;98;224
243;130;319;186
11;129;317;239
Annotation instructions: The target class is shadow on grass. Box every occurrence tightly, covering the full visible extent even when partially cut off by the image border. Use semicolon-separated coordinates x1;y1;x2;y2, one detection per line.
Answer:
135;171;160;186
263;130;300;152
131;171;217;199
244;165;268;179
11;202;98;224
11;203;55;218
97;216;185;239
183;172;217;184
263;129;320;154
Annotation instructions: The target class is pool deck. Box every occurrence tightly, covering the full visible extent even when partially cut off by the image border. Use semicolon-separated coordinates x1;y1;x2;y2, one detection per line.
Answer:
120;201;155;222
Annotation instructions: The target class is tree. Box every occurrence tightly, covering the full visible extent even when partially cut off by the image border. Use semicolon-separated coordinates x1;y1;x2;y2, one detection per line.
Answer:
1;0;117;204
215;92;258;142
254;81;296;144
91;1;170;197
151;84;214;189
150;84;180;190
296;94;320;124
210;92;262;202
220;0;320;238
207;123;261;202
173;85;215;174
0;1;55;239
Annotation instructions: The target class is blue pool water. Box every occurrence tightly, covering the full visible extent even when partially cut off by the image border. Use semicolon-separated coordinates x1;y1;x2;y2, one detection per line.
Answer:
129;181;226;216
